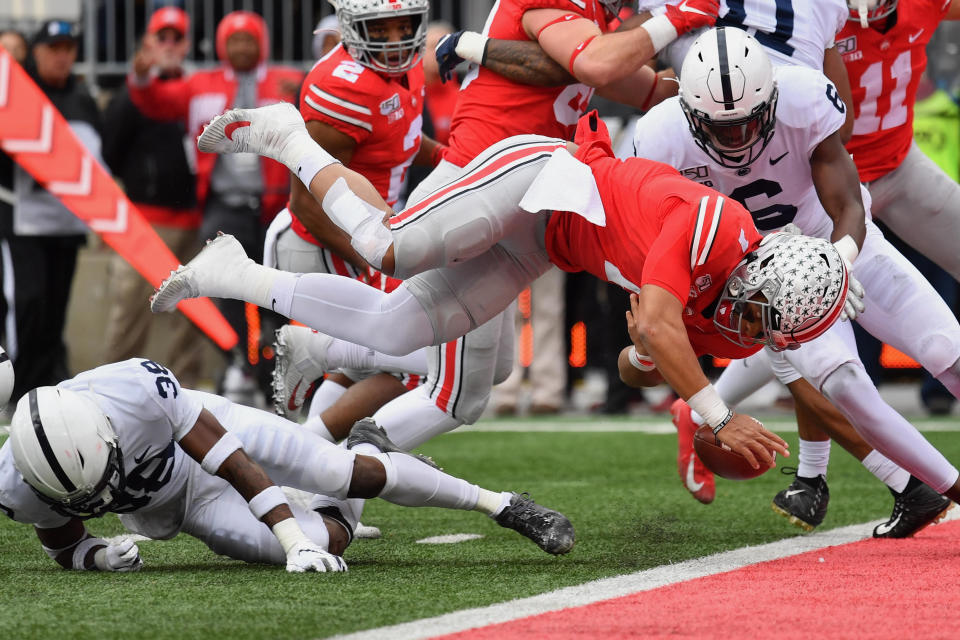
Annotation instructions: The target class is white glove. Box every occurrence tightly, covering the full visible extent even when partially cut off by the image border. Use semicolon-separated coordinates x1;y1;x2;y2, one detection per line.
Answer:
285;541;347;573
841;272;865;322
94;538;143;572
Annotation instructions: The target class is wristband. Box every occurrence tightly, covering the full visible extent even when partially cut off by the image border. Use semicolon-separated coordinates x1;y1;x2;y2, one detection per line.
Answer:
833;234;859;266
687;384;730;430
200;431;244;474
641;14;679;53
568;35;597;74
72;536;106;570
272;517;311;555
248;485;289;520
454;31;489;65
536;13;581;38
711;409;735;435
627;346;656;372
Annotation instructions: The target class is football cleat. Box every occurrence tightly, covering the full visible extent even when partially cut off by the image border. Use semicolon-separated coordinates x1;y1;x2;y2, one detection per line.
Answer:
873;479;954;539
197;102;313;167
272;325;332;419
771;468;829;532
670;398;716;504
151;233;253;313
494;492;575;555
346;418;439;469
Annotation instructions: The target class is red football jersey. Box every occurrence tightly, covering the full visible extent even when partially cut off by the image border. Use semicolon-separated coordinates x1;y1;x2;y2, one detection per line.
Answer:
444;0;610;167
838;0;952;182
545;120;764;359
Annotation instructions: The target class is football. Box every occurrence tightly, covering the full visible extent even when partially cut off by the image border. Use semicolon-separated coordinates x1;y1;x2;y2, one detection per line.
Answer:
693;424;774;480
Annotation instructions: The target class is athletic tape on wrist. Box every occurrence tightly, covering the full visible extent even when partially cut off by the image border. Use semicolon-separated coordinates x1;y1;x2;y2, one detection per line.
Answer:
248;485;289;520
833;234;859;267
200;432;244;474
627;346;656;372
72;536;106;570
687;384;730;430
454;31;488;65
642;14;679;53
272;517;311;555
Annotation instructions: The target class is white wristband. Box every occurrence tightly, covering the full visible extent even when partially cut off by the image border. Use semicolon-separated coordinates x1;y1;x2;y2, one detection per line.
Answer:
248;485;289;520
272;517;311;555
454;31;489;65
72;536;106;570
200;432;244;474
833;234;859;267
627;347;656;372
641;14;679;53
687;384;730;430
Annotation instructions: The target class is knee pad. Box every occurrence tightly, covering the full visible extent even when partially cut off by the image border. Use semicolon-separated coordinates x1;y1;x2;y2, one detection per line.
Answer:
393;217;497;280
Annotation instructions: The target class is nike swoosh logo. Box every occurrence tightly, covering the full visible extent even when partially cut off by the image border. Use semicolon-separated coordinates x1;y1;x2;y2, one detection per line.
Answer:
875;514;901;535
134;448;152;464
784;489;806;498
769;151;789;165
224;120;251;140
271;298;278;312
685;458;704;492
908;29;924;43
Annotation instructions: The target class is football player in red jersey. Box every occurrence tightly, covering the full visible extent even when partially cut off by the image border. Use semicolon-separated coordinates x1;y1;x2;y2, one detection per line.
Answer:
152;105;865;469
839;0;960;280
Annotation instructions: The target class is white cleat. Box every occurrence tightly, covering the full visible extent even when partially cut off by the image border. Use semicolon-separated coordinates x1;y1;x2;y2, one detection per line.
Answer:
151;233;253;313
273;325;334;419
197;102;312;168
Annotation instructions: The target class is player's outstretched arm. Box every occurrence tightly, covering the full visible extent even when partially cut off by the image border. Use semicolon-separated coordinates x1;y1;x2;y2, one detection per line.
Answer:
178;408;347;572
632;285;788;469
34;519;142;572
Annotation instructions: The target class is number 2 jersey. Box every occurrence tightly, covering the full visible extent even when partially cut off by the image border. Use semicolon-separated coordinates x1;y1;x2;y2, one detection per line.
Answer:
837;0;953;182
0;360;206;536
632;65;849;240
444;0;612;167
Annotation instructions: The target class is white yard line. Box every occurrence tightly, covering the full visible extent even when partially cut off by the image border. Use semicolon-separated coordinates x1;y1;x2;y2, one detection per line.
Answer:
327;509;960;640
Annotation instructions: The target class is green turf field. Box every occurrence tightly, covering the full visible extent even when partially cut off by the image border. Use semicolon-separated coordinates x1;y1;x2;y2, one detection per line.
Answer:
2;420;958;640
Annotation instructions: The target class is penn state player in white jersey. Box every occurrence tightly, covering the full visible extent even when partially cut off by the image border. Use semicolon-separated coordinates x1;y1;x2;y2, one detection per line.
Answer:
633;27;957;536
0;359;575;572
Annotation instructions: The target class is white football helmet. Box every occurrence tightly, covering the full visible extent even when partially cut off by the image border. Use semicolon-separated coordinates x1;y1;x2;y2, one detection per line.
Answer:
714;232;849;351
9;387;125;519
847;0;898;27
330;0;428;75
679;26;778;169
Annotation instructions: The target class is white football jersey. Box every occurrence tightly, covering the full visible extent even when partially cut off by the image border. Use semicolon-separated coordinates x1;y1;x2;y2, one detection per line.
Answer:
0;359;204;534
632;65;848;239
643;0;848;70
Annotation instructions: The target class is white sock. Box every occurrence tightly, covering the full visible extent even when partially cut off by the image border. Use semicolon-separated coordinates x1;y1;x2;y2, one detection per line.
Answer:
373;389;462;450
325;340;429;377
301;415;336;442
475;490;511;517
862;450;910;493
266;270;301;317
797;438;832;479
321;178;394;269
375;451;480;510
307;378;349;420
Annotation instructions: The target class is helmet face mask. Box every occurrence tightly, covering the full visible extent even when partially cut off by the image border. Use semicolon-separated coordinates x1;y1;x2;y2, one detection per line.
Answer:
679;27;779;169
333;0;429;75
847;0;898;27
713;233;849;352
10;387;127;520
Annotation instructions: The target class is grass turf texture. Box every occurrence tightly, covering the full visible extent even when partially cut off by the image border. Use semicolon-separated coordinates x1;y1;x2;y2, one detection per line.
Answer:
1;422;958;640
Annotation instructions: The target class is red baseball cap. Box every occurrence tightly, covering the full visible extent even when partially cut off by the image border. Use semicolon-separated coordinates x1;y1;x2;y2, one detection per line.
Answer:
147;7;189;36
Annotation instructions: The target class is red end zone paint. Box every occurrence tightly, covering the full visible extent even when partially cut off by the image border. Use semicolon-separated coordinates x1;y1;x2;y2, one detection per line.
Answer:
438;520;960;640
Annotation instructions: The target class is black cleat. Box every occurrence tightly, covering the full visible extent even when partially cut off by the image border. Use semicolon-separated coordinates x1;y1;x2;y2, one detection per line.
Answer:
873;479;953;538
771;468;829;532
494;492;575;555
346;418;439;469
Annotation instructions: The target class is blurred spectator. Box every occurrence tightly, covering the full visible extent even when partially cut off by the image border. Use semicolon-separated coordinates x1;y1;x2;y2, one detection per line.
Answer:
423;21;459;144
312;14;341;60
128;10;303;406
101;7;205;388
0;20;102;406
0;29;28;63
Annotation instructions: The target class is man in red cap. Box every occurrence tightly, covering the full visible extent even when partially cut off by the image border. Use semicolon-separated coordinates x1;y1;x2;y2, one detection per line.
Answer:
129;11;304;406
102;6;205;389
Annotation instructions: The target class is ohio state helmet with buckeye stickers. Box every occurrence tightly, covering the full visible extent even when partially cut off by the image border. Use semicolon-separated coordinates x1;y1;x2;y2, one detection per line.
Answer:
331;0;429;75
714;231;848;352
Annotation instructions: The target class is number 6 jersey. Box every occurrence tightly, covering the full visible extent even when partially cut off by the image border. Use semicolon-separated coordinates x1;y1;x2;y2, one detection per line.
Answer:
632;65;849;239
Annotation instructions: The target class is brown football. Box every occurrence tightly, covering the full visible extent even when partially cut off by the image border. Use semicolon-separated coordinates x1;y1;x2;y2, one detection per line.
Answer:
693;424;775;480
